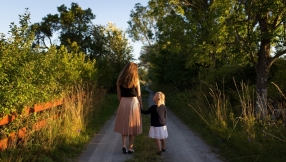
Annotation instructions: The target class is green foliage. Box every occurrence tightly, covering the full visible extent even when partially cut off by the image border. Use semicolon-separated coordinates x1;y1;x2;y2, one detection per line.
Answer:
138;66;149;85
154;82;286;162
139;44;200;90
34;4;135;91
34;2;95;53
268;58;286;99
96;22;134;91
127;3;157;46
129;0;286;117
0;10;97;116
130;1;286;161
200;64;256;91
0;87;116;162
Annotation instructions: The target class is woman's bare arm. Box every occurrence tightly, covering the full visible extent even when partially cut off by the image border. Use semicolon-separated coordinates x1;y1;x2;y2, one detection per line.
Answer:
136;80;143;108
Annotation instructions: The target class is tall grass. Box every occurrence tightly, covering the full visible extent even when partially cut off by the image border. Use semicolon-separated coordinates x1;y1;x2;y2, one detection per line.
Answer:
188;82;229;132
0;84;107;162
158;80;286;162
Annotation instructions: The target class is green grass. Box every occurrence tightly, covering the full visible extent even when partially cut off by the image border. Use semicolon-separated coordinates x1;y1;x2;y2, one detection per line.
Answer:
85;93;119;135
0;87;165;162
154;84;286;162
0;90;118;162
126;86;163;162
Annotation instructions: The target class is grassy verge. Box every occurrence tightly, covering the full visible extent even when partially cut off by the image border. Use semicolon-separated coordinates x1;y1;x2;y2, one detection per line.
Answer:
85;92;118;137
0;87;118;162
126;86;163;162
152;83;286;162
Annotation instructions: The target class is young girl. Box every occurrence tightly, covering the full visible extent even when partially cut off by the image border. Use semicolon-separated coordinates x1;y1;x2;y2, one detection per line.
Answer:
141;91;168;155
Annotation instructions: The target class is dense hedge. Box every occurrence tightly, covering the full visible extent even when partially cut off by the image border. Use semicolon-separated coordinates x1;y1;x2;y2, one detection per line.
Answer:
0;19;97;116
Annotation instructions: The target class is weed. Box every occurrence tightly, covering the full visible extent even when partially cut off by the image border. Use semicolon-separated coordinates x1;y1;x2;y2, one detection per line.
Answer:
0;84;113;162
155;80;286;162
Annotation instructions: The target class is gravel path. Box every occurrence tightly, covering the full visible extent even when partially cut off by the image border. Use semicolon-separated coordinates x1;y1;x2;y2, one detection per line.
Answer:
77;114;133;162
77;87;224;162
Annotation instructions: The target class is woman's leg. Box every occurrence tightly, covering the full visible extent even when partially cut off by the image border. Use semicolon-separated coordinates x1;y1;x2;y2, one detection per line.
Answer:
122;135;128;153
122;135;127;147
129;135;135;150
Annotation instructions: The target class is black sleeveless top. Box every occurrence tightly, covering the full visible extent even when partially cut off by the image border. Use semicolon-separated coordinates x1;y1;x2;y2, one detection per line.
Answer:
120;85;137;97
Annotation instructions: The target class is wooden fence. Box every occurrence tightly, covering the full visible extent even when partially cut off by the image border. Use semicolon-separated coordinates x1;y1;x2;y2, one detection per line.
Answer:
0;98;63;151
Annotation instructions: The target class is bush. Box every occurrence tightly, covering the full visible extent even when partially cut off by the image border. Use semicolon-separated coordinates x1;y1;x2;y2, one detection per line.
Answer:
0;11;97;116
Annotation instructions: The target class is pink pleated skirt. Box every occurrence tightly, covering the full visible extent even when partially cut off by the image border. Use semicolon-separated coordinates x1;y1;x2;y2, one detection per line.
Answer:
114;97;142;135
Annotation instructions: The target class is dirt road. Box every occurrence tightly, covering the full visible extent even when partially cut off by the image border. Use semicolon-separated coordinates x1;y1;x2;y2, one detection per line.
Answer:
77;87;224;162
77;114;133;162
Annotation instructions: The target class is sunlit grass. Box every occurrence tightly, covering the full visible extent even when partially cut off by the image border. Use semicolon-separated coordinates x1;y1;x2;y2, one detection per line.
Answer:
0;85;119;162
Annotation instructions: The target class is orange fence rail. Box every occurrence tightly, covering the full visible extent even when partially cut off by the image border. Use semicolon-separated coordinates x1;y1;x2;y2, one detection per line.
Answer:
0;99;63;151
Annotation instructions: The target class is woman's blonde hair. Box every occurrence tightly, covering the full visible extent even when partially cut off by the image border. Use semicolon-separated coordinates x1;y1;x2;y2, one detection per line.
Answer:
117;62;139;88
157;91;165;105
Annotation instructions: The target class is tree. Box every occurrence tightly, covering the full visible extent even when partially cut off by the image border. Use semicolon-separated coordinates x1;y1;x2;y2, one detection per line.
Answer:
57;3;95;53
224;0;286;118
127;3;158;46
32;14;60;49
33;2;95;53
131;0;229;87
88;25;107;60
104;22;134;65
131;0;286;119
128;1;205;89
32;3;136;91
96;22;134;90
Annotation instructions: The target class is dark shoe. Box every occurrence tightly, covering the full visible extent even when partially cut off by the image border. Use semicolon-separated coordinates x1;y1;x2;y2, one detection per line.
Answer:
157;151;162;155
161;149;166;152
122;147;127;154
128;149;134;154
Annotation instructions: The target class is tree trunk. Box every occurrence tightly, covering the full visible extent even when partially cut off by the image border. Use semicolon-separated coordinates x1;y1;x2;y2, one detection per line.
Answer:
255;40;271;119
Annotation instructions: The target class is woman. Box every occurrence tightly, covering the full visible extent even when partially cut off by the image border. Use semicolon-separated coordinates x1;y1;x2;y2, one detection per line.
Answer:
114;62;143;154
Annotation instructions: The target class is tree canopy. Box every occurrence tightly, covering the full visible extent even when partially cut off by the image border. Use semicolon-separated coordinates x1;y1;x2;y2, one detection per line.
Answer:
128;0;286;118
32;2;135;90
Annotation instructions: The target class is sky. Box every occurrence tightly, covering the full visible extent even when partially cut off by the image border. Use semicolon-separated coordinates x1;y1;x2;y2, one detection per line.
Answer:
0;0;149;61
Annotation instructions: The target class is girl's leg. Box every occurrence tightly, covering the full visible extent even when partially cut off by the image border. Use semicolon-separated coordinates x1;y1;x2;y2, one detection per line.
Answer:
160;139;165;150
156;139;161;152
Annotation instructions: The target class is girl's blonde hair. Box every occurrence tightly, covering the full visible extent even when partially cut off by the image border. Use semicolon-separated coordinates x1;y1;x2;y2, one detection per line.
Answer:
117;62;139;88
157;91;165;105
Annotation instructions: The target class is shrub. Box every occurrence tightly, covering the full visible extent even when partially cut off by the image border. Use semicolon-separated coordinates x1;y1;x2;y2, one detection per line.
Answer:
0;11;97;116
